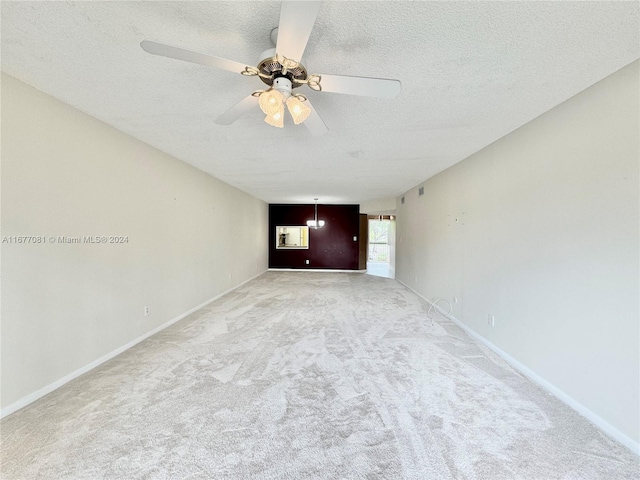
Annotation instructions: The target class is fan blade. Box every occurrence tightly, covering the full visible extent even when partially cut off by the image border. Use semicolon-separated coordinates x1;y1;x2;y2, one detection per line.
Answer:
276;1;322;62
141;40;250;74
303;99;328;136
215;95;259;125
316;74;401;99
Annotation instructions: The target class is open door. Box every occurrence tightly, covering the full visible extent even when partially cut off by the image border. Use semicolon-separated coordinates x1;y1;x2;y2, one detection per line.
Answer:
366;215;395;278
358;214;368;270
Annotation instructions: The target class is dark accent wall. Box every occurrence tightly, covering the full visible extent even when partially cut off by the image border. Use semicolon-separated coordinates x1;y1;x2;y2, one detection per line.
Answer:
269;204;360;270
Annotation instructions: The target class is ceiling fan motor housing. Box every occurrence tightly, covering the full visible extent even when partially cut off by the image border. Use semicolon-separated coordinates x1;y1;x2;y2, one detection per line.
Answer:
257;48;307;89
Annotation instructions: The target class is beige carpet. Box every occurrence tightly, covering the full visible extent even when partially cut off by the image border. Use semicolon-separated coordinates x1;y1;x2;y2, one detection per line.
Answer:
1;272;638;479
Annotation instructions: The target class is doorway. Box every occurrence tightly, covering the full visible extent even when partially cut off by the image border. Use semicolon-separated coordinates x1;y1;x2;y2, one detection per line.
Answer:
367;215;395;278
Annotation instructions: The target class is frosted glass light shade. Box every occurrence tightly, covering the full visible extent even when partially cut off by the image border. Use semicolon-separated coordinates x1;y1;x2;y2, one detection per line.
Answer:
286;96;311;124
264;103;285;128
306;219;325;228
259;89;284;116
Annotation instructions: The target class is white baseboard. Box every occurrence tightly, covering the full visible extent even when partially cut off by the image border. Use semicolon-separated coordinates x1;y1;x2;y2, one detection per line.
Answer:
396;279;640;456
0;270;267;419
268;268;365;273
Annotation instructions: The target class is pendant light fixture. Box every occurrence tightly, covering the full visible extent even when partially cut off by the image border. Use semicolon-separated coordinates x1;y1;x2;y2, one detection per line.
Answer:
307;198;325;229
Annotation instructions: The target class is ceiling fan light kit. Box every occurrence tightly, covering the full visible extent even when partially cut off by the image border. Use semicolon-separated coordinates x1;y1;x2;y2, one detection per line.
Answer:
140;0;401;135
256;76;308;127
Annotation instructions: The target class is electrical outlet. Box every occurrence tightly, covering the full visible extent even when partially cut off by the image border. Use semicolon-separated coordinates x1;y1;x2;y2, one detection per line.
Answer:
144;306;150;316
488;314;495;327
305;259;310;265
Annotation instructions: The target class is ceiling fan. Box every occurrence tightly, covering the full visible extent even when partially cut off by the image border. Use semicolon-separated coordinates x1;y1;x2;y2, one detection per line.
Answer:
140;0;401;136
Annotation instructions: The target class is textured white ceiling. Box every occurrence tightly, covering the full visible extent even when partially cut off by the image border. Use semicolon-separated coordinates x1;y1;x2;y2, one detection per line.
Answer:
2;1;639;204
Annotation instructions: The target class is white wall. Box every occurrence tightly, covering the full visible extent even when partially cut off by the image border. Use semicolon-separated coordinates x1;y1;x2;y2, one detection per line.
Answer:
360;197;396;215
396;61;639;450
1;74;269;412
